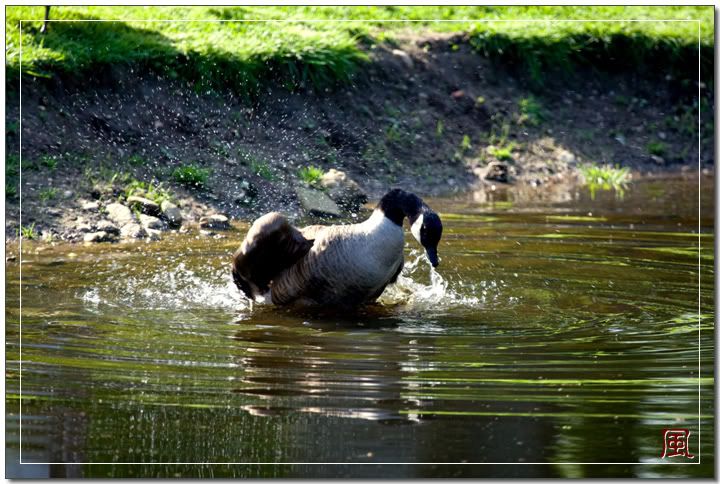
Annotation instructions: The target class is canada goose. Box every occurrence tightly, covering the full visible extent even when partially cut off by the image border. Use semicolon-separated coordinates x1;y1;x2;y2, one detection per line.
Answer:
232;188;443;307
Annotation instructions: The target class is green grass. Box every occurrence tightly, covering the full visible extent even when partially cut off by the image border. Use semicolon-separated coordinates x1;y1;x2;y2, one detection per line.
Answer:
124;179;172;204
646;140;667;156
39;155;58;170
127;154;146;166
6;154;20;198
6;6;712;93
436;119;444;137
39;187;58;202
172;164;210;188
6;182;18;199
460;134;472;151
518;96;543;125
297;165;325;186
489;145;513;161
19;223;38;240
248;159;276;181
579;163;631;199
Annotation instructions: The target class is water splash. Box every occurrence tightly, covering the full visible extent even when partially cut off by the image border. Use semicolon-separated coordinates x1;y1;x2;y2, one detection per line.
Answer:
378;250;482;312
80;262;249;311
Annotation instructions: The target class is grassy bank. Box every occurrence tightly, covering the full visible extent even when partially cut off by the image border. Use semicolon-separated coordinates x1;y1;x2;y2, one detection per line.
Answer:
6;6;713;93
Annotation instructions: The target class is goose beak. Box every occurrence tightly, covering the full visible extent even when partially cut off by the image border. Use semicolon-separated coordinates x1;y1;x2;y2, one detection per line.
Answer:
425;247;439;267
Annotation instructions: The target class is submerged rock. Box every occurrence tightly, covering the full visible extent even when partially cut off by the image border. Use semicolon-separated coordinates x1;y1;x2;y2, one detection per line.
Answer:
127;196;161;216
295;185;341;217
106;203;135;227
160;201;183;227
120;222;146;239
145;228;162;241
199;214;230;230
96;220;120;235
319;169;367;211
83;231;117;243
139;214;164;230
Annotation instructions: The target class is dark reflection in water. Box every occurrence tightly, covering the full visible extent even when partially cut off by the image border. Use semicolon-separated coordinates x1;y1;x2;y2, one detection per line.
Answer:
5;175;714;477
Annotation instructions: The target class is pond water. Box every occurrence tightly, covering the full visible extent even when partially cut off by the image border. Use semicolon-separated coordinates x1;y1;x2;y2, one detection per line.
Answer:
6;175;714;478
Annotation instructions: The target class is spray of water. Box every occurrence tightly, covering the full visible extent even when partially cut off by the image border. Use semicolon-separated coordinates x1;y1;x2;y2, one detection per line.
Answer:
378;250;482;312
80;251;483;314
80;262;249;311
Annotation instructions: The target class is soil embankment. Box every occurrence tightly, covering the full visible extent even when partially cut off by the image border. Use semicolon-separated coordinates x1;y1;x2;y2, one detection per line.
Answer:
5;33;714;243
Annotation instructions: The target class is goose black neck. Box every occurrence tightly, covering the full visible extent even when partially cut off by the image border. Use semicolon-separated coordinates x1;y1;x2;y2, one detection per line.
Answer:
377;189;424;226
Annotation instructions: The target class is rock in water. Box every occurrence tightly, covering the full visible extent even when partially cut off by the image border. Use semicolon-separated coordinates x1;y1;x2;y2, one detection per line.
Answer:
160;201;183;227
199;214;230;230
295;186;342;217
96;220;120;235
105;203;135;227
83;231;111;243
139;214;164;230
127;196;161;216
120;222;146;239
319;169;367;211
145;228;162;241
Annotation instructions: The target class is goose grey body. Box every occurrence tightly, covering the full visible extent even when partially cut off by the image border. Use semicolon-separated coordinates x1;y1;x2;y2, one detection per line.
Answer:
232;189;442;308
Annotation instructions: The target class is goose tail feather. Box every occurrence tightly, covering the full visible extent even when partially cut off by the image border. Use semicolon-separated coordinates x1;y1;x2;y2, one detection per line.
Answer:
232;212;314;300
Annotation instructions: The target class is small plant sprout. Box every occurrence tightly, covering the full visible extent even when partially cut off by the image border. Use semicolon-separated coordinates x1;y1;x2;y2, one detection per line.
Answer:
249;159;276;181
436;119;444;137
518;96;544;126
39;187;58;202
461;135;472;151
128;154;145;166
124;180;172;204
298;166;325;187
579;163;631;199
20;223;38;240
40;155;58;170
489;145;513;161
172;164;210;188
646;140;667;157
385;123;403;143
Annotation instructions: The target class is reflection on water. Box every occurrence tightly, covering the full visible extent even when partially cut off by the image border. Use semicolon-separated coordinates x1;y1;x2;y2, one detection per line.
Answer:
5;175;714;478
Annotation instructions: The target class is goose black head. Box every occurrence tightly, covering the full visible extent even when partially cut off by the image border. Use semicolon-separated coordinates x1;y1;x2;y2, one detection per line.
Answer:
378;189;444;267
410;208;443;267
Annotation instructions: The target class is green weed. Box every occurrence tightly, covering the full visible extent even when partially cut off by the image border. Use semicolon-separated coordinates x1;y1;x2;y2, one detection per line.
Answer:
19;223;38;240
298;165;325;186
128;154;146;166
248;159;276;181
39;187;58;202
489;145;513;161
436;120;444;137
460;134;472;151
646;140;667;157
172;164;210;188
124;180;172;204
40;155;58;170
518;96;543;125
6;181;17;199
579;163;631;199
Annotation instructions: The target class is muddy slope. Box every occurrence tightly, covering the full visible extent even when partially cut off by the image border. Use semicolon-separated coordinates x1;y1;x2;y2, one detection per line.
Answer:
5;33;714;242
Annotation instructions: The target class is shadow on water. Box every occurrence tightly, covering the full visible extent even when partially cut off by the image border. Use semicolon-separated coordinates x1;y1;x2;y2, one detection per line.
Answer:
5;175;715;477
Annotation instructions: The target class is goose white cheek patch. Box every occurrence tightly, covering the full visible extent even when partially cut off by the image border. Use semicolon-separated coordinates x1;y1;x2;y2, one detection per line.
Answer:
410;214;423;244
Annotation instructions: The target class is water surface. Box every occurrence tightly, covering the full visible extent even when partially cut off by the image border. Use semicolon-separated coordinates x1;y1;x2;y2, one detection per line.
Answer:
6;175;714;478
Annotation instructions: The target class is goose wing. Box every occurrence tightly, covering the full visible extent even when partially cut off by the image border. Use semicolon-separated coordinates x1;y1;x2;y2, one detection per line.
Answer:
232;212;314;300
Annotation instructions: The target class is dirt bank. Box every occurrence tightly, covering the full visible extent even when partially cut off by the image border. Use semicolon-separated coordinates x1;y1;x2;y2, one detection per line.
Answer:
5;33;714;243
